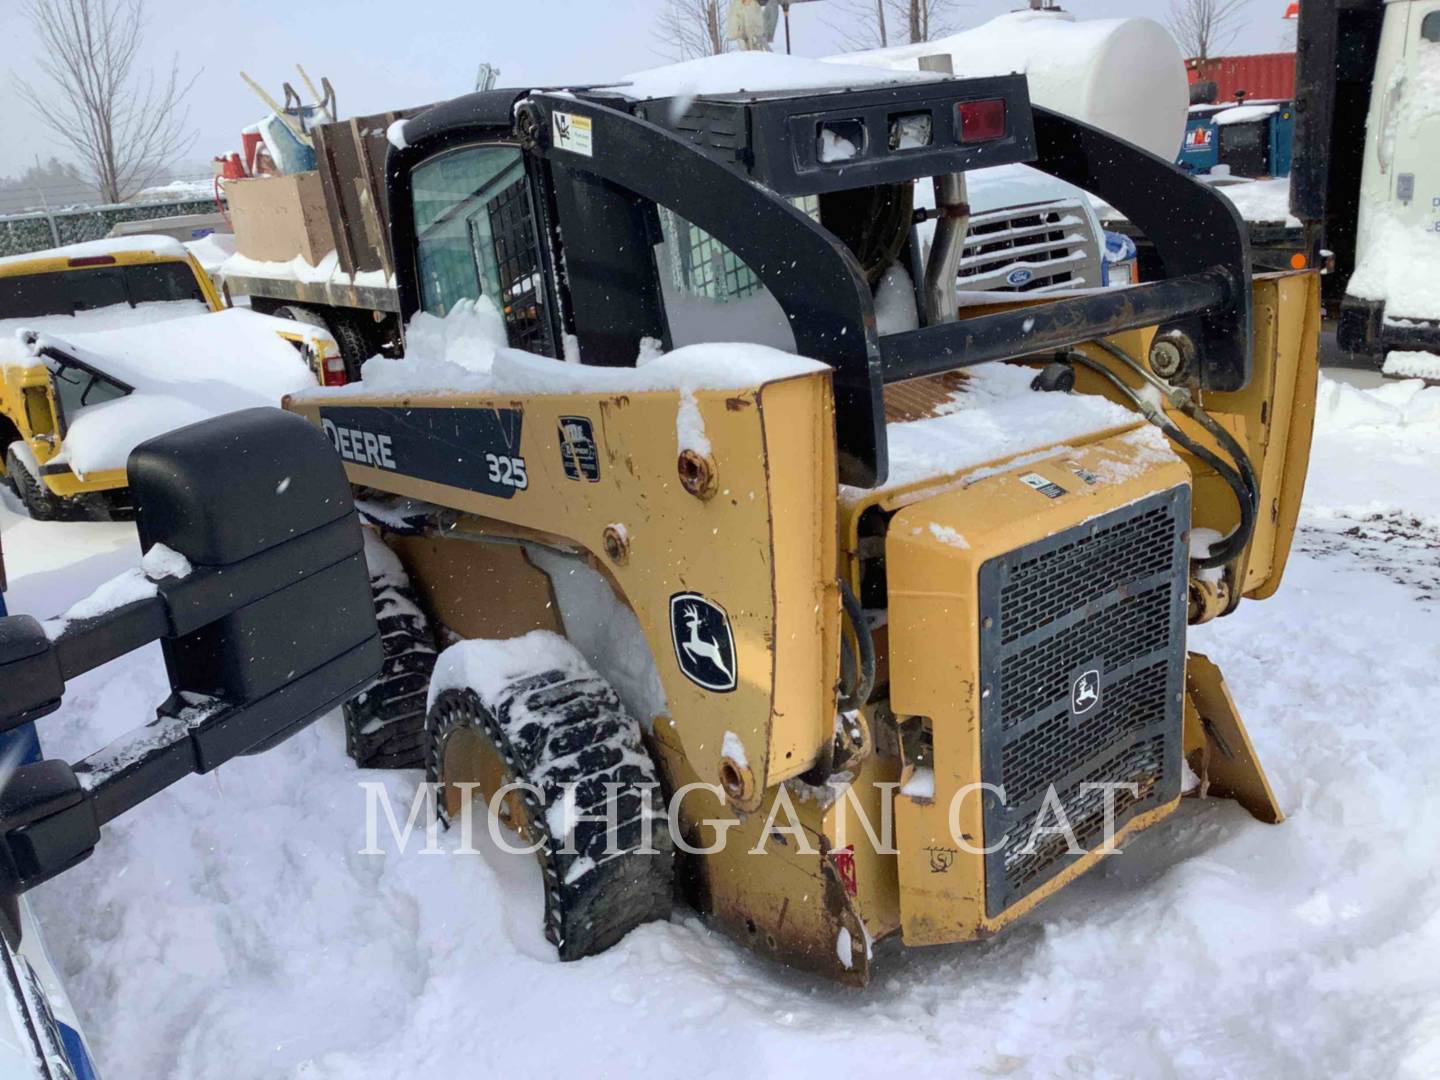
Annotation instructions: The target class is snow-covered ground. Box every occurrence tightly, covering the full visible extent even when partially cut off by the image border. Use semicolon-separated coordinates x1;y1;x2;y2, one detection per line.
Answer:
4;372;1440;1078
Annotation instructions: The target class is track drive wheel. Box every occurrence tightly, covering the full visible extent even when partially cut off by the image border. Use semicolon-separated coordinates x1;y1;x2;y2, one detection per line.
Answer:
342;531;437;769
427;646;674;960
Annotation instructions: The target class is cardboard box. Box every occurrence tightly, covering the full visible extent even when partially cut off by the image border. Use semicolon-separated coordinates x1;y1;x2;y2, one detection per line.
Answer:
226;172;337;266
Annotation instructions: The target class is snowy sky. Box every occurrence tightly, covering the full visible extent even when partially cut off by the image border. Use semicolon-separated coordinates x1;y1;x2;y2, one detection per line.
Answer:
0;0;1296;182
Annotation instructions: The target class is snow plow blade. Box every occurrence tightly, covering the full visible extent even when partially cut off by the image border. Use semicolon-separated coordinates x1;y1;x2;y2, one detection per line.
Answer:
1183;652;1284;825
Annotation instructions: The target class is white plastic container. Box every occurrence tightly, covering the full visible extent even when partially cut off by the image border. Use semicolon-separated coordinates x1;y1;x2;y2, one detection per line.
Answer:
833;11;1189;161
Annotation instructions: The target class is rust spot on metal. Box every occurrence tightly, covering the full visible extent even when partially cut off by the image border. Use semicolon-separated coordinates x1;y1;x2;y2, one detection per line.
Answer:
678;449;717;500
725;395;753;411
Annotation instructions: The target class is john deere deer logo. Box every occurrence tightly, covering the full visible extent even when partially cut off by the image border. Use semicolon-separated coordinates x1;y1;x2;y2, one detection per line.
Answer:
669;593;737;692
1071;665;1102;718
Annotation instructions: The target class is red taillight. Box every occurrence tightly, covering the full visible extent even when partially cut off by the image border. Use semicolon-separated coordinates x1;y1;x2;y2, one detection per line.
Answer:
957;98;1007;143
322;356;348;386
67;255;117;268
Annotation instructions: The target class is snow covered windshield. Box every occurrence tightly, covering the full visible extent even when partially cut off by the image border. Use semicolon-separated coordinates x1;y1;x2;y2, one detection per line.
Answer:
0;261;207;320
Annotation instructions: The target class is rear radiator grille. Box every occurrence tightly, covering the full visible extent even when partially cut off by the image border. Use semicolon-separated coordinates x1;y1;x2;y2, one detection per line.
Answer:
978;488;1190;917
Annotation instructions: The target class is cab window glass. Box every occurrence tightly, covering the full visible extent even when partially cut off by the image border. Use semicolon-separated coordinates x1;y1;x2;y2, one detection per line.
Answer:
411;144;554;355
652;199;817;353
48;358;130;422
123;262;207;305
1423;11;1440;42
0;263;203;319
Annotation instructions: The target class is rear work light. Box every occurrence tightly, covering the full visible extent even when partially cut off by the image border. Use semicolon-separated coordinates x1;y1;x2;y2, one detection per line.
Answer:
67;255;117;268
957;98;1007;144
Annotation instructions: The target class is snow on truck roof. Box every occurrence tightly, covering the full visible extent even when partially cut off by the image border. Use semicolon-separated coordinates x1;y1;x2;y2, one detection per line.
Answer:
0;234;191;271
616;51;937;102
1212;104;1281;126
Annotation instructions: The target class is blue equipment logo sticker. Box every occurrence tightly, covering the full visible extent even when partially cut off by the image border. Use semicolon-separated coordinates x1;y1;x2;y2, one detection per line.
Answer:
558;416;600;482
670;593;737;693
1006;267;1034;287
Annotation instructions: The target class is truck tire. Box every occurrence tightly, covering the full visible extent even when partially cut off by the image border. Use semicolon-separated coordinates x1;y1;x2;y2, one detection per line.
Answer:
6;447;61;521
427;659;674;961
326;316;373;382
273;305;371;381
342;533;437;769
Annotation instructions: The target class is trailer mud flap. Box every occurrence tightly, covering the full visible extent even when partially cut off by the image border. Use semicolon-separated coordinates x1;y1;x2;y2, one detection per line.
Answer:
1183;651;1284;824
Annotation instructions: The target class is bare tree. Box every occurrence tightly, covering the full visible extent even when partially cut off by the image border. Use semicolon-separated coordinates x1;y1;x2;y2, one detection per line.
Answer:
1166;0;1248;66
654;0;730;60
13;0;198;204
894;0;961;44
835;0;961;50
835;0;890;50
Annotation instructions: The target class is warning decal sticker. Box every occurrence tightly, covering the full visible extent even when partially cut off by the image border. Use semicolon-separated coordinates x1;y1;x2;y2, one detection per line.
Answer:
1019;472;1067;500
553;112;594;157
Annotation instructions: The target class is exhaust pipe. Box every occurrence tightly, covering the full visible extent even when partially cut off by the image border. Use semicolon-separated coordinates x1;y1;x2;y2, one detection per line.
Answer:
920;53;970;326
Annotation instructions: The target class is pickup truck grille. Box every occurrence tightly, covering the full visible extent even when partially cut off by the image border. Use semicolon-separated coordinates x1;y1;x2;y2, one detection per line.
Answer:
977;488;1190;917
957;199;1102;294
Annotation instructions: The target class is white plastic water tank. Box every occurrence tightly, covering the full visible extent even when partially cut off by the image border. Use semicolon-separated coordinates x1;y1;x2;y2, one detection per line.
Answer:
832;11;1188;161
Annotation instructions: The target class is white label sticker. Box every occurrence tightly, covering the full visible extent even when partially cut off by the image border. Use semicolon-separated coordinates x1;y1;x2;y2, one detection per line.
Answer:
1020;472;1067;499
553;112;593;157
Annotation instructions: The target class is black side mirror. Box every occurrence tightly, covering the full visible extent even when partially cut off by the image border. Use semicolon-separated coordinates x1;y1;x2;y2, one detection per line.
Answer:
0;408;380;897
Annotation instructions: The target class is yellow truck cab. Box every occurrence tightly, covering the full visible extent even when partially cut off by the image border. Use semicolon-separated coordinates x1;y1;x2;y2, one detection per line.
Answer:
0;237;342;520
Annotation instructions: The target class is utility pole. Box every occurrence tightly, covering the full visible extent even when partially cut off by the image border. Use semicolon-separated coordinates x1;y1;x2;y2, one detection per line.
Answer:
779;0;825;55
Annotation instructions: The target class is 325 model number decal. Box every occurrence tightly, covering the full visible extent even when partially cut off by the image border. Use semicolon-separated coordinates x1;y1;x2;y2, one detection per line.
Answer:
318;405;527;500
486;453;528;490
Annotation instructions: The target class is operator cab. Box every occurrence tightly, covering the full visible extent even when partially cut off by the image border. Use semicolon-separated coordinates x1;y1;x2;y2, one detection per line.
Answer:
386;68;1254;487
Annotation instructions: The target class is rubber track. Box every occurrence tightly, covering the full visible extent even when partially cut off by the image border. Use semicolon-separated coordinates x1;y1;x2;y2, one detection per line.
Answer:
342;571;437;769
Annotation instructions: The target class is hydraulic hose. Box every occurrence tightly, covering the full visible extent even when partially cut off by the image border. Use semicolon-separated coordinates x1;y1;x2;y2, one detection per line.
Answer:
1063;351;1255;571
837;578;876;711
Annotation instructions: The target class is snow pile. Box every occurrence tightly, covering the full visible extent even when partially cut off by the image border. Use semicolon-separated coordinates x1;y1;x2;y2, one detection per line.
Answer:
835;11;1187;159
1214;178;1300;227
1349;210;1440;320
1314;375;1440;434
428;629;596;712
218;249;393;292
1383;351;1440;381
525;546;668;728
310;299;827;402
27;308;319;475
183;233;237;274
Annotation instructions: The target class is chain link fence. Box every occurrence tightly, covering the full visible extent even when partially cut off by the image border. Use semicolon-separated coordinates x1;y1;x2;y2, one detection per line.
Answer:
0;194;219;259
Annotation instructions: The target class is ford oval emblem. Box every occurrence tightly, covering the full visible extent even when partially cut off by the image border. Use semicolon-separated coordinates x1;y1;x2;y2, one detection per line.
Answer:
1006;267;1034;286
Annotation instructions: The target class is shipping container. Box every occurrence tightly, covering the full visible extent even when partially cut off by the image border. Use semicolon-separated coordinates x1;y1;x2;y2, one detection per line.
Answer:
1187;52;1297;103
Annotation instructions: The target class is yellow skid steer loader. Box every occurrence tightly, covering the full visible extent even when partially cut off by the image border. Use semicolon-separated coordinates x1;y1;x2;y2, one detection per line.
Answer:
286;67;1318;981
